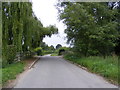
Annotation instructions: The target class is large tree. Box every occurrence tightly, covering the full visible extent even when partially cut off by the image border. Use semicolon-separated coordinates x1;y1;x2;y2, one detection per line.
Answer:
2;2;58;67
109;2;120;56
57;2;119;57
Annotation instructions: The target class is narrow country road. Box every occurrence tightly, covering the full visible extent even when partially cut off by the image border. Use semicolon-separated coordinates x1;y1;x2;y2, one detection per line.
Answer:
14;55;117;88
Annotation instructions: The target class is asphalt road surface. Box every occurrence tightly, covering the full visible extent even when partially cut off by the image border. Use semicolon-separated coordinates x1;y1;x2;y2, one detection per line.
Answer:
14;55;117;88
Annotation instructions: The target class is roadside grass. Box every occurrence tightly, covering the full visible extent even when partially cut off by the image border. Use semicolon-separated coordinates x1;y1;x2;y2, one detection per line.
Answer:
0;61;25;86
64;53;118;85
51;53;58;56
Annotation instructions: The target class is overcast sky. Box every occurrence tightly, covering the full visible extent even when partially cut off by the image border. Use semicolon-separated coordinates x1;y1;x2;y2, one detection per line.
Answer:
32;0;69;47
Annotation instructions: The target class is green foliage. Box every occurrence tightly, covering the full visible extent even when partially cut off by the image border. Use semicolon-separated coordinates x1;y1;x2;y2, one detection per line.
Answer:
41;42;56;55
6;45;17;64
59;47;70;51
51;53;58;56
58;47;69;55
34;47;43;56
1;61;25;86
40;42;49;50
2;2;58;66
2;45;17;67
57;2;119;57
0;2;2;68
44;25;58;37
49;45;55;51
64;53;118;84
43;51;52;55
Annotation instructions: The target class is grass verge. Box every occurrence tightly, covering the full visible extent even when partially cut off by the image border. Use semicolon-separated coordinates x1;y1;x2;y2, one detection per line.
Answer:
0;61;25;86
64;53;118;85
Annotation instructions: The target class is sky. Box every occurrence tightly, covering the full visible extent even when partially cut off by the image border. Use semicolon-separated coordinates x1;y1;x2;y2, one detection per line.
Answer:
31;0;69;47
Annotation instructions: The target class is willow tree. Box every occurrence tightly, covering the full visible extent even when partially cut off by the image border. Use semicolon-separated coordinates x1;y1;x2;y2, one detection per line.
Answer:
2;2;58;67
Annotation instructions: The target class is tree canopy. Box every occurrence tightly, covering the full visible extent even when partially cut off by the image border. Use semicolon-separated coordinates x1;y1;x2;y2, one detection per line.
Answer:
57;2;119;57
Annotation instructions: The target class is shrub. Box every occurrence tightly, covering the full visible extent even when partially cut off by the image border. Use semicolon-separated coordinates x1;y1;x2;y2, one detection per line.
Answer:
88;49;99;56
58;49;65;55
34;47;43;56
58;47;70;55
6;45;17;64
2;45;17;67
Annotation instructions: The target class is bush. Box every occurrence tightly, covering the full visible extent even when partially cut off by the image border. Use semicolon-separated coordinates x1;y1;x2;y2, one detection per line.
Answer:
6;45;17;64
58;47;70;55
22;51;33;59
34;47;43;56
58;49;65;55
88;49;99;56
2;45;17;67
43;50;53;55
